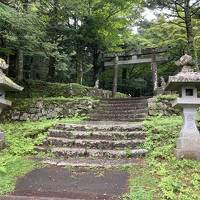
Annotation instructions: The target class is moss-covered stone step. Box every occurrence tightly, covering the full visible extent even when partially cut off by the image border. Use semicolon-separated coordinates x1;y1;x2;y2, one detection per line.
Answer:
48;130;146;140
102;97;150;101
95;107;147;113
46;137;145;149
100;99;148;104
42;157;143;168
95;108;148;114
90;113;147;119
54;123;144;132
46;147;147;158
90;117;145;122
98;102;147;108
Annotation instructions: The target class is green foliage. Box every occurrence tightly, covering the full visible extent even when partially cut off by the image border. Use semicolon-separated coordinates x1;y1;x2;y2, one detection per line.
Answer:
0;154;36;195
155;94;178;102
125;187;154;200
144;116;182;152
144;116;200;199
8;81;127;99
0;2;46;54
9;97;98;113
126;115;200;199
125;148;133;158
123;165;160;200
0;117;84;155
8;81;86;98
0;116;84;194
0;0;142;85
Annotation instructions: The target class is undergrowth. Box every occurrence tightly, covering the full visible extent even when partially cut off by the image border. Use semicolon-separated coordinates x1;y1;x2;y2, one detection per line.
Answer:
125;115;200;200
0;116;84;195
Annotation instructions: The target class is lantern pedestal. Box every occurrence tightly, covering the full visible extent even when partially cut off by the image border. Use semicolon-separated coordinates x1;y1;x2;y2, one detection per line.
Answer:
175;106;200;160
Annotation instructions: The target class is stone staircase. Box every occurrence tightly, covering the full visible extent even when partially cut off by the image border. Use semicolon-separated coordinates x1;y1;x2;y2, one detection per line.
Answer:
37;98;149;167
89;97;148;122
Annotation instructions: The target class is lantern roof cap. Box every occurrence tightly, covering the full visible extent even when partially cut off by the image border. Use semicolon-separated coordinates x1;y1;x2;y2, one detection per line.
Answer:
165;54;200;91
0;58;23;91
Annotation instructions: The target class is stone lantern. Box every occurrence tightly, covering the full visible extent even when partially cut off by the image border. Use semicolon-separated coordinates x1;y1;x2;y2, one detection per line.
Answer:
165;54;200;160
0;58;23;149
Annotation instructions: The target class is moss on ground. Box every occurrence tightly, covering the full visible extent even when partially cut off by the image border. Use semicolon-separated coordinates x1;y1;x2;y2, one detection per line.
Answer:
7;81;127;99
0;116;85;195
125;116;200;200
123;165;160;200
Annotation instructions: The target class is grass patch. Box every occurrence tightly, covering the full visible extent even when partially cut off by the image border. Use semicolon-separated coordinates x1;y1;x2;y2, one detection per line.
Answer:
0;116;85;155
123;165;160;200
0;116;85;195
0;154;37;195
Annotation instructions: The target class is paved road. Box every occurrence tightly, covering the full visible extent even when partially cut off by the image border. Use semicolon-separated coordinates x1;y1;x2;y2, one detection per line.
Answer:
1;167;129;200
0;196;81;200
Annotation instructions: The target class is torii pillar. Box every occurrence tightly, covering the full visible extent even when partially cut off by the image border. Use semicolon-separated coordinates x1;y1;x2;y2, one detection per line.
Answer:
151;49;158;95
112;55;119;98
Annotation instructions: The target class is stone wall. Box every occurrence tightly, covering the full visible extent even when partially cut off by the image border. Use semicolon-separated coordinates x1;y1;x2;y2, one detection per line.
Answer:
0;97;99;122
148;94;181;116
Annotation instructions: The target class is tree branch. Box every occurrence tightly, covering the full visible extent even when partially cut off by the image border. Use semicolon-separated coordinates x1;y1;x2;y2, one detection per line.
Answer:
165;13;185;20
175;1;185;20
190;0;200;8
174;0;185;9
167;20;186;28
191;7;200;16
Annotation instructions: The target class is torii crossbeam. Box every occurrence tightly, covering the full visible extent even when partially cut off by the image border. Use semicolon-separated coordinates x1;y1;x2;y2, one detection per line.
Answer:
103;47;168;97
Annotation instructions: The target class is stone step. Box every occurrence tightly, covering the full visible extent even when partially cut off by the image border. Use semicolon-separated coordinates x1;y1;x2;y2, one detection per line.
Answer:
41;157;143;168
46;137;145;149
44;147;147;158
54;123;144;132
94;108;148;114
90;113;147;118
90;117;145;122
102;97;150;101
48;130;146;140
93;106;148;112
98;102;147;107
97;104;148;110
101;99;147;104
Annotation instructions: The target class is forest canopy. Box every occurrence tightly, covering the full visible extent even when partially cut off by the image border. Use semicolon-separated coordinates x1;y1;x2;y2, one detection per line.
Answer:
0;0;199;95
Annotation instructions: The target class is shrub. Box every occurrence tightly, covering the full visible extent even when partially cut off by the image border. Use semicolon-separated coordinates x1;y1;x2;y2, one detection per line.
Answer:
8;81;127;99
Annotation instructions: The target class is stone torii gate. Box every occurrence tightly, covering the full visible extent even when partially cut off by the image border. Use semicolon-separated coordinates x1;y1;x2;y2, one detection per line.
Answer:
103;48;168;97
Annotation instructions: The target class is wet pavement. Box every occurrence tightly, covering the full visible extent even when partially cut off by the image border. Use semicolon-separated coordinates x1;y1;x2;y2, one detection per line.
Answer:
1;167;129;200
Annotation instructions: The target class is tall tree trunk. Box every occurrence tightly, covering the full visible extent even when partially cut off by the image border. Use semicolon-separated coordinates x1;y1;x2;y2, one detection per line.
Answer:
23;0;29;11
151;49;158;95
184;0;194;55
77;60;83;85
47;56;56;80
16;49;24;81
93;50;100;87
112;56;119;98
47;0;58;81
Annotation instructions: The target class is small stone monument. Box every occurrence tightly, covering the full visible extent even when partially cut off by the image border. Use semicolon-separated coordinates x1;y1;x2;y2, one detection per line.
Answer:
165;54;200;160
0;58;23;149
